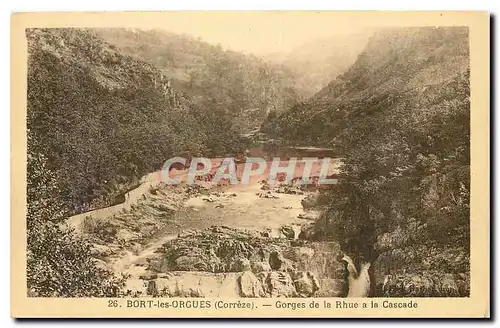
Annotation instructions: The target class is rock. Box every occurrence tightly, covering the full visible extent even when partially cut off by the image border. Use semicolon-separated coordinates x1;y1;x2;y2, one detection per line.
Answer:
381;273;436;297
437;273;460;297
291;271;320;297
283;246;315;262
297;212;318;221
115;229;141;243
315;278;347;297
93;258;109;270
269;251;294;271
256;191;279;199
175;255;210;271
146;272;241;297
151;203;176;212
280;226;296;239
124;279;149;297
238;271;266;297
90;244;113;258
266;271;296;297
261;229;284;239
232;257;251;272
148;277;204;297
139;273;158;280
250;260;272;273
301;194;318;210
456;274;470;297
275;185;304;195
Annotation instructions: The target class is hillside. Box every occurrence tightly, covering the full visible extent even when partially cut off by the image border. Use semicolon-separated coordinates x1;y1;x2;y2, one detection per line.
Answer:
95;28;302;133
263;31;371;97
264;27;469;145
266;27;470;296
27;28;247;215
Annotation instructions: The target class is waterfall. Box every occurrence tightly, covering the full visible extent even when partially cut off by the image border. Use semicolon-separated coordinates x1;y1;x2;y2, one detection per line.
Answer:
341;254;371;297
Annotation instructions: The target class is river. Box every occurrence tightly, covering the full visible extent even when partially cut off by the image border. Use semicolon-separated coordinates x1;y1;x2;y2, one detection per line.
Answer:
67;145;341;231
65;146;372;298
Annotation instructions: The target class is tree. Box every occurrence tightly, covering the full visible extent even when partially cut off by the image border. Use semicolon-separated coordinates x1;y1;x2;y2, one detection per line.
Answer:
27;133;125;297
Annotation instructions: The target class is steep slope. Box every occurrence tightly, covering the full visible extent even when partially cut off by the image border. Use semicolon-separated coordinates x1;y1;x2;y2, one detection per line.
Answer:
267;27;470;297
95;28;302;133
27;28;246;215
264;27;469;146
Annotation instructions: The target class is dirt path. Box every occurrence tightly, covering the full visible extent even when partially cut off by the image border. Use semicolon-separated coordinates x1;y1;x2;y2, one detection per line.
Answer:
67;171;165;231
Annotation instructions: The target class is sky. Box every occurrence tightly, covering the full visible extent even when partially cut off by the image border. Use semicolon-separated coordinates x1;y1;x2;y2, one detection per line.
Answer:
135;12;373;55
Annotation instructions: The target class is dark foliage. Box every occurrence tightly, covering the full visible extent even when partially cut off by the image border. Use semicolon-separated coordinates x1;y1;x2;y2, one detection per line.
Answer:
267;27;471;296
27;133;126;297
27;28;247;214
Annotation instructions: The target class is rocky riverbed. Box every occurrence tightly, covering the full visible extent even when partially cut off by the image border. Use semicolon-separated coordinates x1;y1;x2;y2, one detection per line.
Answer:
76;179;351;298
125;227;346;298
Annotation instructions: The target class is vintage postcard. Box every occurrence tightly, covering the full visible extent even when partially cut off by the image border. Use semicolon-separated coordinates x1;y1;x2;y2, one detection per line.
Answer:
11;11;490;318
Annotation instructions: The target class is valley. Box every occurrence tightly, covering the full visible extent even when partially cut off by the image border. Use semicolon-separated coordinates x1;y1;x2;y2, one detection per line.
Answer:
27;26;471;299
70;151;350;298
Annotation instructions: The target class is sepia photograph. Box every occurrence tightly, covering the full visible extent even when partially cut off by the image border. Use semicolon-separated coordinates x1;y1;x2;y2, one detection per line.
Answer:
10;11;490;318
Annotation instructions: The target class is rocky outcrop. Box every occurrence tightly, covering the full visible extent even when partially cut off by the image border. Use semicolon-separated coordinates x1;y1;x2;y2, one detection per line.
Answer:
124;270;323;298
238;271;266;297
374;225;470;297
138;226;347;297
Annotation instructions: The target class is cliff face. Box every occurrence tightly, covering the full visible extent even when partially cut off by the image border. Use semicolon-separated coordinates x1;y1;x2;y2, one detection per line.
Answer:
267;27;470;297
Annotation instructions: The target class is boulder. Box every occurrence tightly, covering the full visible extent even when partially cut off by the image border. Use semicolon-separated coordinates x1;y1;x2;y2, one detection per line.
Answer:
269;251;285;271
232;257;251;272
297;212;318;221
250;260;272;273
301;194;318;210
238;271;266;297
146;272;241;297
266;271;296;297
437;273;460;297
291;271;320;297
280;226;296;239
174;255;210;271
90;244;113;258
148;277;204;297
124;278;149;297
315;278;347;297
283;246;315;262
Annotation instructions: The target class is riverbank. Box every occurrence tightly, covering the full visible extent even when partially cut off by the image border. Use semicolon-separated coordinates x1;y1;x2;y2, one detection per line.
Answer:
74;171;354;298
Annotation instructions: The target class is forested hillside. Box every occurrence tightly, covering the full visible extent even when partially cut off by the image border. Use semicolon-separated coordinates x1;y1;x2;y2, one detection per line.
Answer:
267;27;471;296
27;28;247;215
95;28;302;133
